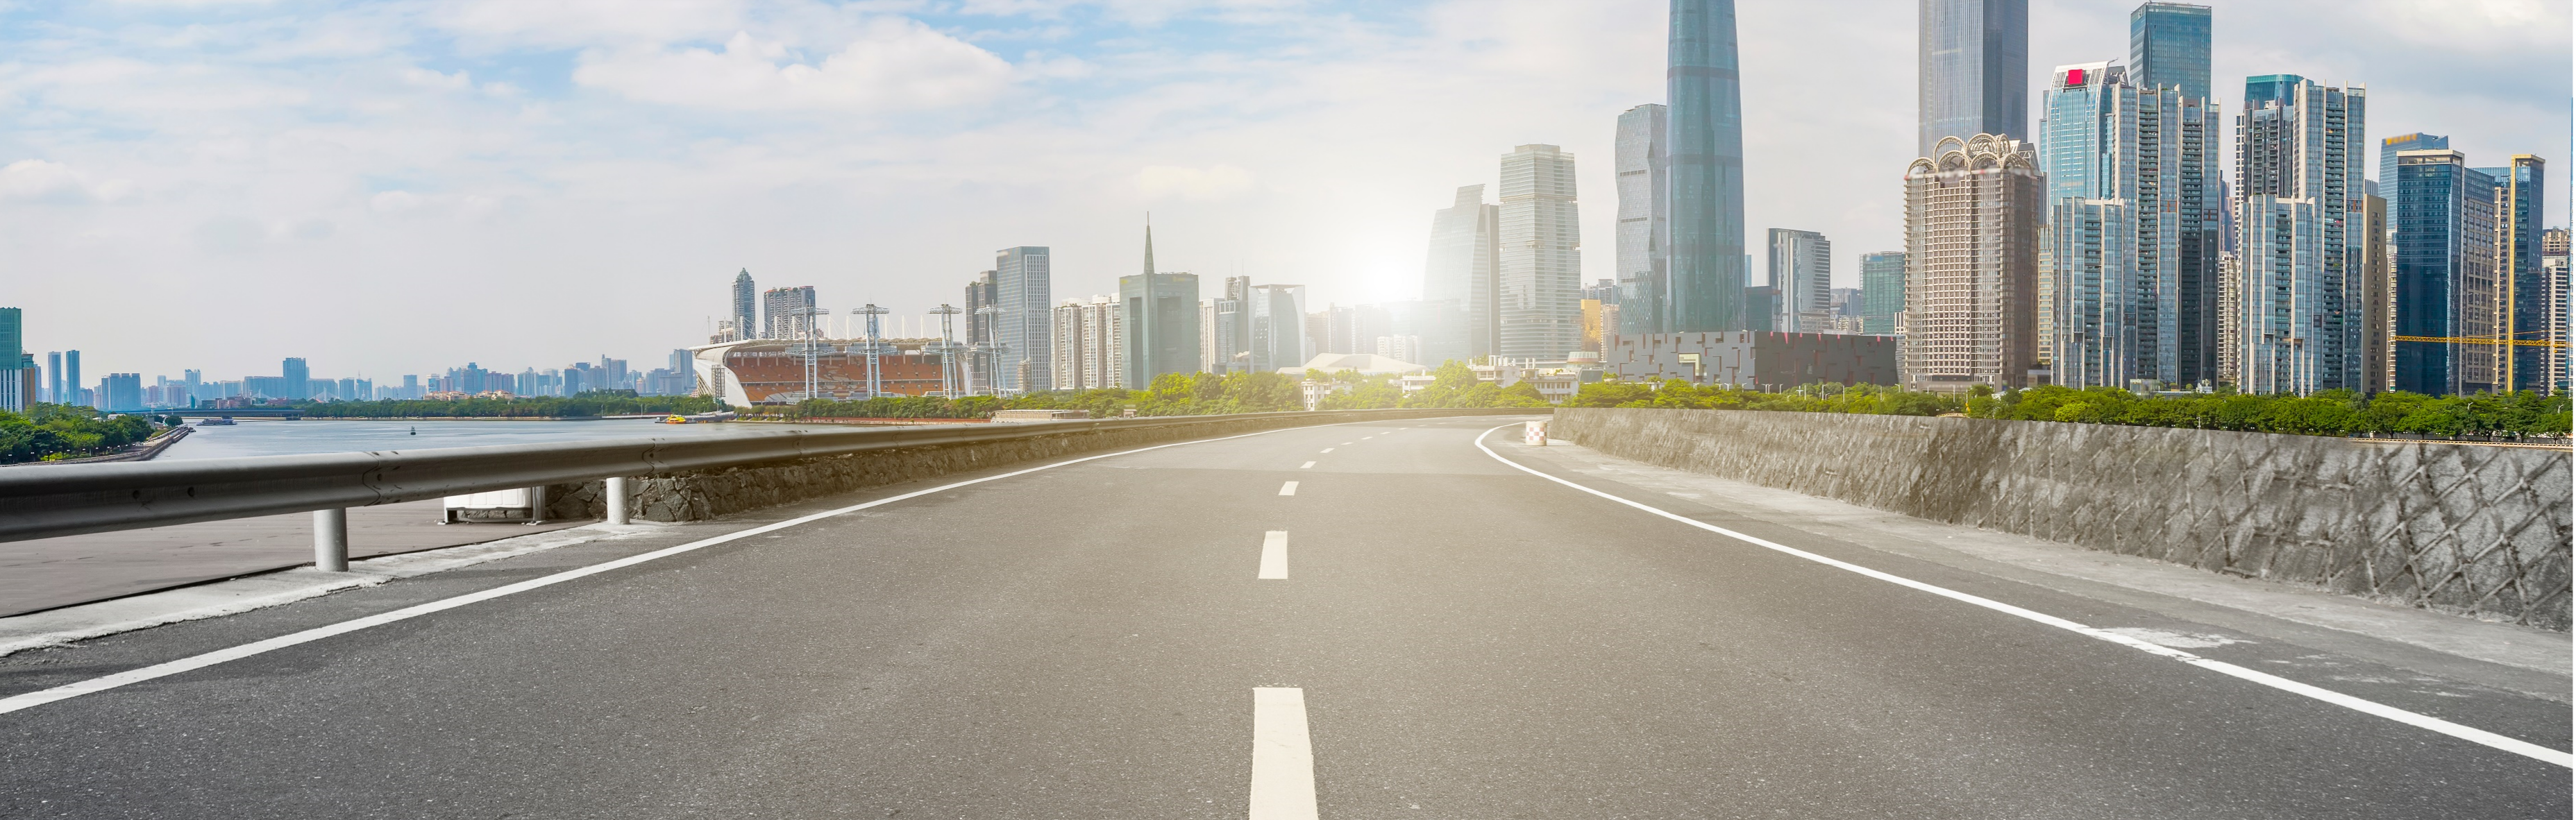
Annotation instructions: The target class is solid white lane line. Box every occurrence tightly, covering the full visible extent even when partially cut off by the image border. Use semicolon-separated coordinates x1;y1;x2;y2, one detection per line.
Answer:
1361;436;1373;440
1471;425;2575;769
1278;481;1299;496
1321;448;1333;453
1299;461;1315;469
0;421;1379;719
1258;531;1289;579
1249;687;1319;820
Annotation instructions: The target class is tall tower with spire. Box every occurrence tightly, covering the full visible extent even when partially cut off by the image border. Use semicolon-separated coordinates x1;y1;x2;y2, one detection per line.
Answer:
1122;219;1202;386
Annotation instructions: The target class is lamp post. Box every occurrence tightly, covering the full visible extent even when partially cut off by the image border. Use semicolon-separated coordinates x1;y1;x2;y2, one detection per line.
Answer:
787;304;831;411
974;304;1004;395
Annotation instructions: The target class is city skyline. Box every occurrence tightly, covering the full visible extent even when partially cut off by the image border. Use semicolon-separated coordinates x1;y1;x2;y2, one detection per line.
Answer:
0;1;2566;380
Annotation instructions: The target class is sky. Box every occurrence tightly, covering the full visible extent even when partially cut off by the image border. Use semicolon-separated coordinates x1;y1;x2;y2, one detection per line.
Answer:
1;0;2568;384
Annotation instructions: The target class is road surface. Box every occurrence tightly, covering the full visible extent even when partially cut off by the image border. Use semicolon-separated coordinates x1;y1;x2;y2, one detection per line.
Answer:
1;416;2566;817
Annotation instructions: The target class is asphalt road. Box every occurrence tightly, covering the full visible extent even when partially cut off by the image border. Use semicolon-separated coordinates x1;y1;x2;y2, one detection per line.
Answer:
0;416;2566;818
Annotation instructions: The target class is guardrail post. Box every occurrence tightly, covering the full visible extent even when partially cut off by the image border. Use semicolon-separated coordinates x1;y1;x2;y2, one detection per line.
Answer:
314;509;348;572
605;477;632;525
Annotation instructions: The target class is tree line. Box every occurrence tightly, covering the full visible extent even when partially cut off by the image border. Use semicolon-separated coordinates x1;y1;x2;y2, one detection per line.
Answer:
1565;381;2571;438
292;392;726;419
0;404;161;463
781;362;1548;420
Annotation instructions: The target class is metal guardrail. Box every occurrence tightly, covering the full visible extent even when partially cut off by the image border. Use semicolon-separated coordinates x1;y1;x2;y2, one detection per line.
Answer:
0;409;1535;563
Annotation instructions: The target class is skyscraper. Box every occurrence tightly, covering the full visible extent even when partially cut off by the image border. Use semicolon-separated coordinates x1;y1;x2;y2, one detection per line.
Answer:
2234;75;2366;395
995;247;1053;392
0;308;22;412
1667;0;1749;332
1498;144;1583;359
1423;185;1497;361
2380;133;2445;189
730;269;757;343
1905;135;2042;391
47;351;62;404
2391;151;2500;395
762;286;816;340
1919;0;2029;155
283;357;310;402
2128;2;2210;99
2545;228;2571;393
63;350;82;407
1122;225;1202;387
2036;60;2220;387
1767;229;1831;332
1859;251;1908;334
1615;103;1669;336
2479;155;2548;391
1248;284;1308;372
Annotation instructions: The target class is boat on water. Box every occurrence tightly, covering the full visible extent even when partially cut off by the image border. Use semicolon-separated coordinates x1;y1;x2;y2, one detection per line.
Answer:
194;417;238;426
663;411;739;424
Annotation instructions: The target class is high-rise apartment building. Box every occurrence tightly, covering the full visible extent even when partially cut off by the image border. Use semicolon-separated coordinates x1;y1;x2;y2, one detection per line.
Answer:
1615;103;1669;336
47;351;62;404
2036;60;2220;388
2477;156;2548;391
2391;151;2501;395
1248;284;1308;372
1859;252;1908;334
1122;226;1201;387
1498;144;1583;359
995;247;1053;392
283;357;310;402
1667;0;1750;333
965;270;997;392
2544;228;2571;393
1051;296;1123;391
101;373;142;412
1424;186;1498;361
2360;192;2392;393
1919;0;2028;156
2234;74;2366;395
761;286;817;340
1767;229;1832;332
1905;134;2042;391
2128;2;2210;99
730;269;757;343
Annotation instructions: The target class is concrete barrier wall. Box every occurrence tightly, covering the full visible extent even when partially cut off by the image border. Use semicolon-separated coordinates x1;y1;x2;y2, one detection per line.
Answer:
1551;407;2574;631
543;408;1532;525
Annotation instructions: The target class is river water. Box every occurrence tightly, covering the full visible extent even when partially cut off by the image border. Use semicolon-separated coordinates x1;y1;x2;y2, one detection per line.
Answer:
159;418;837;460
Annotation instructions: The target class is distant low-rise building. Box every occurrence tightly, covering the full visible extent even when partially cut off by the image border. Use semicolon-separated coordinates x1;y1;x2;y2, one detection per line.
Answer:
1608;331;1898;388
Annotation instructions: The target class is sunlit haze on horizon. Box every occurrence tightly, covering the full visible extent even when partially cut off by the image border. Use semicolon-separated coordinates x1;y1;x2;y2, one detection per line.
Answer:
2;0;2567;381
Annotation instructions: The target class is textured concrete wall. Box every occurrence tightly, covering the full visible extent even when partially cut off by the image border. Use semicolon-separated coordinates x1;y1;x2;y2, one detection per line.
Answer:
1551;408;2574;631
543;409;1526;525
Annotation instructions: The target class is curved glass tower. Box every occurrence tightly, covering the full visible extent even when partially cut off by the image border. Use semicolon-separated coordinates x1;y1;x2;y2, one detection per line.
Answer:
1665;0;1748;332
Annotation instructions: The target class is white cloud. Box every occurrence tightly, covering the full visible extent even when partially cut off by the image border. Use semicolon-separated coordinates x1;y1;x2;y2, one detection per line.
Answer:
430;0;748;49
1136;164;1254;200
370;190;421;213
0;160;135;204
572;22;1014;112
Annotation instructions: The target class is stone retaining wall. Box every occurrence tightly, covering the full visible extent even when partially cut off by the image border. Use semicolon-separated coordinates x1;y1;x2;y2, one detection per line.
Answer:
541;408;1529;527
1551;408;2573;631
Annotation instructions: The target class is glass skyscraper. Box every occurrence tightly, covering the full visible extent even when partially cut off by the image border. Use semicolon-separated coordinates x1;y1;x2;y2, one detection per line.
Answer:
2128;2;2210;99
2380;133;2445;188
1497;144;1583;359
1665;0;1749;332
1614;103;1667;336
2037;60;2221;388
1918;0;2028;156
2477;156;2548;392
995;246;1053;392
2390;151;2500;395
1859;251;1907;335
